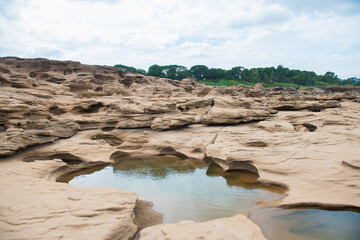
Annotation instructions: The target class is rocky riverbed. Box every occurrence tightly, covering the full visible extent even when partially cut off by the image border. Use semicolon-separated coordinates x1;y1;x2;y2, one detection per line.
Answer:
0;57;359;239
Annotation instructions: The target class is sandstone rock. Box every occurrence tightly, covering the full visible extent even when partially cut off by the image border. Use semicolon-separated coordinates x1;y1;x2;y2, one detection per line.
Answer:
0;57;359;240
270;98;341;111
205;103;360;207
0;161;138;240
245;84;265;97
200;97;271;124
0;130;57;156
256;121;295;132
139;214;266;240
151;115;198;131
91;133;123;146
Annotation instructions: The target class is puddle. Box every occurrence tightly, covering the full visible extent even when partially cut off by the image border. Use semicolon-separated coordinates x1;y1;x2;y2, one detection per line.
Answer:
66;155;283;223
250;207;360;240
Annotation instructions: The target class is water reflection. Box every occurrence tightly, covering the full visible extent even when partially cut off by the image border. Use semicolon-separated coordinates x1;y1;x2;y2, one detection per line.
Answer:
58;164;109;183
250;207;360;240
68;155;283;223
112;155;205;179
206;162;286;193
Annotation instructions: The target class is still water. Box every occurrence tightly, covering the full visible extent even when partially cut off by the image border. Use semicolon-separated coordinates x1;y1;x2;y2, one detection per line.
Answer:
250;207;360;240
67;155;282;223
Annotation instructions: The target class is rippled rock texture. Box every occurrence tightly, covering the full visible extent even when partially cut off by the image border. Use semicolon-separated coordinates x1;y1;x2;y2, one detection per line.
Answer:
0;57;359;239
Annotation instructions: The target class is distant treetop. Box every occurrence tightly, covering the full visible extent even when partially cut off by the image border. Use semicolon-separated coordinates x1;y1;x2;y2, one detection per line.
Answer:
114;63;360;87
114;64;146;75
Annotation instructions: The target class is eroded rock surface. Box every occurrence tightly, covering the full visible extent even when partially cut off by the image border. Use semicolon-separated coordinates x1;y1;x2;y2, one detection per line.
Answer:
206;101;360;207
139;215;266;240
0;161;137;240
1;57;359;240
0;131;139;240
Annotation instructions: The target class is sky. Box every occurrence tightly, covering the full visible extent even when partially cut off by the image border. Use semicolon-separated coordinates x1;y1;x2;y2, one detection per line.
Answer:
0;0;359;79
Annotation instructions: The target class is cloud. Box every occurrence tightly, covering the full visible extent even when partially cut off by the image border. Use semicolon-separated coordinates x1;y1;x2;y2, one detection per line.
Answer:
0;0;359;78
228;2;291;29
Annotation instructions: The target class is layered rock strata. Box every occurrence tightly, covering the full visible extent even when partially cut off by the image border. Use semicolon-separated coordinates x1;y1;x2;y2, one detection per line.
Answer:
1;57;359;240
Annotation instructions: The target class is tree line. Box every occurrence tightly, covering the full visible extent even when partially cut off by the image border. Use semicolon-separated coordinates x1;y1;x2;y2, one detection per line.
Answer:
114;64;360;87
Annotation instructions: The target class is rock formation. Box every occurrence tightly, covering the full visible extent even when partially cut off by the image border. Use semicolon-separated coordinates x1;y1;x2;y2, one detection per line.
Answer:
0;57;359;239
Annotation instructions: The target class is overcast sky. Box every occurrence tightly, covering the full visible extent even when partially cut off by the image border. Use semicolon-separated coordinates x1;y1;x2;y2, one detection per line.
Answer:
0;0;359;78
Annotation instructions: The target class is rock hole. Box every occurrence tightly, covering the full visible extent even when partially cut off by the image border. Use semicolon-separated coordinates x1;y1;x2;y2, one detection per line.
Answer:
94;86;103;92
72;102;104;114
225;158;260;175
47;77;66;84
63;68;73;75
177;106;185;112
101;127;115;132
274;106;298;111
309;108;321;112
0;66;11;73
23;152;84;165
109;150;130;160
11;83;28;89
91;133;123;146
191;147;203;153
246;140;268;147
243;102;251;109
302;123;317;132
0;76;10;85
159;146;188;159
49;105;65;115
0;124;6;132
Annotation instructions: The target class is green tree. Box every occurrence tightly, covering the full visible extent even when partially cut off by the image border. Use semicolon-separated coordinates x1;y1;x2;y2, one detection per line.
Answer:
321;71;341;84
276;65;290;83
163;65;190;80
114;64;146;75
293;71;315;86
208;68;226;80
341;77;360;86
148;64;165;78
226;66;244;79
190;65;209;80
241;68;250;82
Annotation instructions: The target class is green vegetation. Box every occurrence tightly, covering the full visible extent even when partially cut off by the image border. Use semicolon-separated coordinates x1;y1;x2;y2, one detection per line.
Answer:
114;64;146;75
114;64;360;87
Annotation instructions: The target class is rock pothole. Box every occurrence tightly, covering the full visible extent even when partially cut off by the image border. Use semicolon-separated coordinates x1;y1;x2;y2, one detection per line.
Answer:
23;152;84;165
91;133;123;146
67;155;284;224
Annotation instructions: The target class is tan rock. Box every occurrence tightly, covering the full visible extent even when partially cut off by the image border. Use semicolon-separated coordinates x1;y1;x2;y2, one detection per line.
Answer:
1;57;359;240
139;214;266;240
151;115;198;131
202;107;270;124
0;161;138;240
206;102;360;207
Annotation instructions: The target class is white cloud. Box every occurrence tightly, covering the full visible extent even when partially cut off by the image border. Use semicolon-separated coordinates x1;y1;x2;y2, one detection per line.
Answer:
180;42;211;49
0;0;359;78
